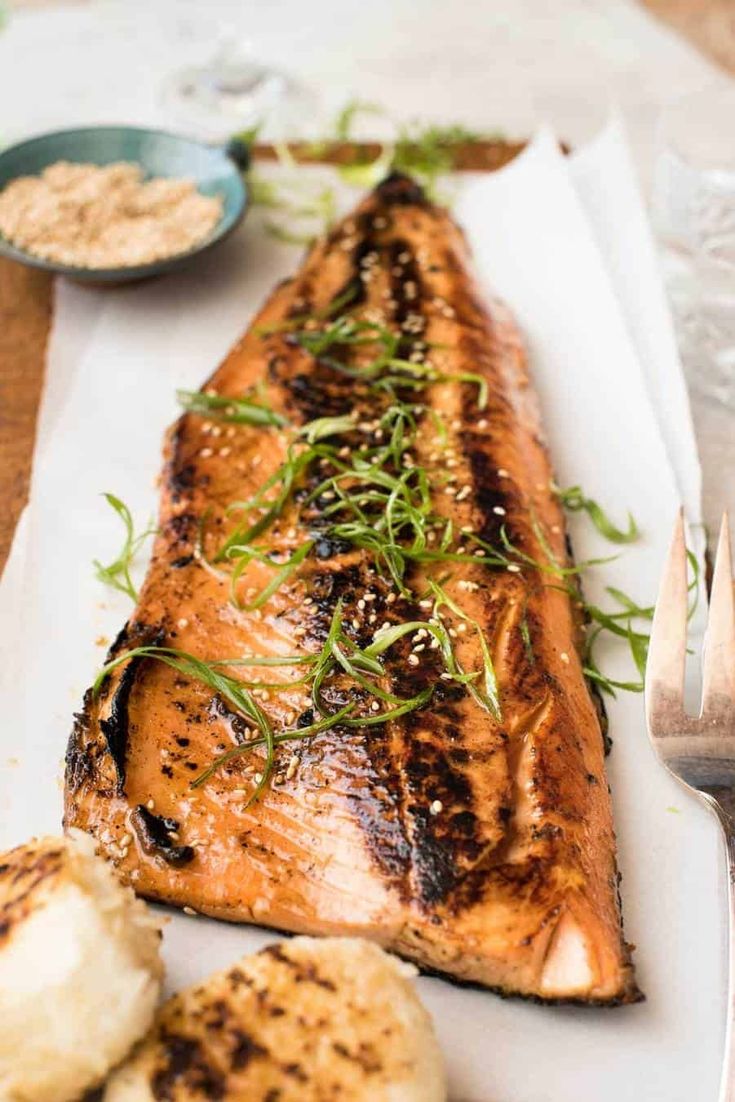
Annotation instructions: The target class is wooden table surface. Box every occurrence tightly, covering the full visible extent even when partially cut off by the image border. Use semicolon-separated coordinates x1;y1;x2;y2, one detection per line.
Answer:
1;1;734;575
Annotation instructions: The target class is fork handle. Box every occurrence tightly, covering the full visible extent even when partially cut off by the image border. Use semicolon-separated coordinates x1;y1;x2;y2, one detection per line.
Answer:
714;803;735;1102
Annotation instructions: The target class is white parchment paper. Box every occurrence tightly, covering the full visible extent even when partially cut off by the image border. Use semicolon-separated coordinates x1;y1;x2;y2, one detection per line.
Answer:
0;124;720;1102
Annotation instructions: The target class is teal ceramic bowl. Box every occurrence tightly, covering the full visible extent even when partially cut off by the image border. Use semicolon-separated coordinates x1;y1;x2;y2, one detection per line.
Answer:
0;125;248;284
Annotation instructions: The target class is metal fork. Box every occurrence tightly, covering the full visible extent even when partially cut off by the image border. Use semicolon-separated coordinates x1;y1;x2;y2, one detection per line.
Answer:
646;511;735;1102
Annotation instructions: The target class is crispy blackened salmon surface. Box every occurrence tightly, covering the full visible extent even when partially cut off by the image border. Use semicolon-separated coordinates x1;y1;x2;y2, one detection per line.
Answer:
65;174;640;1004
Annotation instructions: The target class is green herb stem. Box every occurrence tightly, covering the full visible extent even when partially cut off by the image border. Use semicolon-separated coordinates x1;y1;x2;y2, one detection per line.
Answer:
93;493;155;603
177;389;287;428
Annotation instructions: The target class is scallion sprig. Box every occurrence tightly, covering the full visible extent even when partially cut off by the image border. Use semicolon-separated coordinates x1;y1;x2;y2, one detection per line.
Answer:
427;579;501;719
555;483;639;544
93;493;156;603
177;389;287;428
226;540;316;610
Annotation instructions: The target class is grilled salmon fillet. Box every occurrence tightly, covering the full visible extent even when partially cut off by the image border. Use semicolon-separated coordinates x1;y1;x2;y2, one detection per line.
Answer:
65;173;640;1004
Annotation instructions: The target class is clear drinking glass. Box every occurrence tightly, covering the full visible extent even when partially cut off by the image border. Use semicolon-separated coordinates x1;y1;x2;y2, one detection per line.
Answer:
652;86;735;409
161;24;318;142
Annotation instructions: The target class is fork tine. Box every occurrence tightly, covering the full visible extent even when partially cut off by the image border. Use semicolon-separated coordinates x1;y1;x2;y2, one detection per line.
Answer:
645;509;689;733
701;513;735;723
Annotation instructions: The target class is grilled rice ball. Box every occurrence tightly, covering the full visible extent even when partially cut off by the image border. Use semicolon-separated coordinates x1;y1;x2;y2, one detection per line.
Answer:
104;936;446;1101
0;830;163;1102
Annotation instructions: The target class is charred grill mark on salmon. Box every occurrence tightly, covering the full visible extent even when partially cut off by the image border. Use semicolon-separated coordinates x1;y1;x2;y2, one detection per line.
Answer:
66;694;97;796
64;174;640;1005
98;654;140;792
132;805;196;867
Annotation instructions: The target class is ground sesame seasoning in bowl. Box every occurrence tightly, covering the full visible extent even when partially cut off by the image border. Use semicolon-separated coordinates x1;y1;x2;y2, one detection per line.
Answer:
0;125;248;283
0;161;224;269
